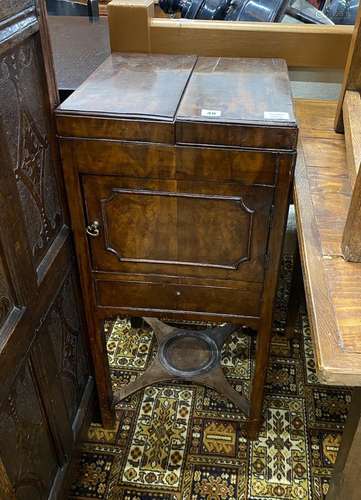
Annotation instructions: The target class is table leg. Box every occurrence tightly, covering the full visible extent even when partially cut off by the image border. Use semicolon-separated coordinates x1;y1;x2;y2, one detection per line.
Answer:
285;244;303;338
326;387;361;500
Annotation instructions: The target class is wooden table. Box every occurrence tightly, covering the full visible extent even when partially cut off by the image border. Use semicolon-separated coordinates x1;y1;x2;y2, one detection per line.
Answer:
292;98;361;499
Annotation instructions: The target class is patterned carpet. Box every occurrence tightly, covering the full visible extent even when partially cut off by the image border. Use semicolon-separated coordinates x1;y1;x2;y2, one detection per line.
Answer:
68;255;351;500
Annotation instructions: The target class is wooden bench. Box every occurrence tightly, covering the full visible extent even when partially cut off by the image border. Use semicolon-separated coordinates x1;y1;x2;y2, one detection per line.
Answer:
289;9;361;494
294;99;361;386
291;97;361;500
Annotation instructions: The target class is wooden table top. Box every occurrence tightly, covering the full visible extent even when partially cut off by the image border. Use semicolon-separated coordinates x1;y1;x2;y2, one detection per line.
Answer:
295;98;361;386
48;16;110;94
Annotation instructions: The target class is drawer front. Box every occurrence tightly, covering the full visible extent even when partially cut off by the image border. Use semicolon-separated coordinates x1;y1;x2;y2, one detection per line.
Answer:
69;140;277;186
82;176;273;283
95;279;262;318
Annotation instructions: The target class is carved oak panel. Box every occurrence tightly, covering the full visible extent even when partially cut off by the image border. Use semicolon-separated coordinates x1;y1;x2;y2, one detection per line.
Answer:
0;1;92;497
0;35;63;270
0;361;58;500
45;269;89;424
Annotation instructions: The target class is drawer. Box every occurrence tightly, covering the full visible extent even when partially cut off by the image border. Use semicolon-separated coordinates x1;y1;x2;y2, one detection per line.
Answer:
68;140;277;185
82;175;274;283
95;279;262;318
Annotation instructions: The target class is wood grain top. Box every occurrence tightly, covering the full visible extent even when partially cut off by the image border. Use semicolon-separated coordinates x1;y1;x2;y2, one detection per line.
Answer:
57;53;296;128
294;99;361;386
57;53;197;121
177;57;296;127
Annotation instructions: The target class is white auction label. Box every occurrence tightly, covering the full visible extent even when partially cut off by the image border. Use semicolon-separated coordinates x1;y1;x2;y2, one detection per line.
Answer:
201;109;222;118
264;111;290;120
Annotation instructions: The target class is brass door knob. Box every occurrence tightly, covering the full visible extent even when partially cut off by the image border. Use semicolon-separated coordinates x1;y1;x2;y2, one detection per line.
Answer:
86;220;100;237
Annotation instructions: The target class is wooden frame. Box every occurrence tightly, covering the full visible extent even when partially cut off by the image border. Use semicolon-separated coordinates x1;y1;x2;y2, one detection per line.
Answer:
107;0;352;69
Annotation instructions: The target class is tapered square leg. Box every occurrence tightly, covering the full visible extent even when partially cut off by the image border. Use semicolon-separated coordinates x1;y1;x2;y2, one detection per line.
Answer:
246;317;273;440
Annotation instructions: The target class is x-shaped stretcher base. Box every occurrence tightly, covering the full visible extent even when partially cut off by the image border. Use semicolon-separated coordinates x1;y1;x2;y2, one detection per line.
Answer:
113;317;250;417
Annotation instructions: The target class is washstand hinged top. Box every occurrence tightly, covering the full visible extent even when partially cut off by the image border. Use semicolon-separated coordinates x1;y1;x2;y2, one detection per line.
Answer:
55;53;297;438
56;53;297;146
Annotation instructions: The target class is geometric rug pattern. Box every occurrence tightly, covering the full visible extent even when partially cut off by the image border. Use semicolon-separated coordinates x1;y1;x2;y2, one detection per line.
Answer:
68;255;351;500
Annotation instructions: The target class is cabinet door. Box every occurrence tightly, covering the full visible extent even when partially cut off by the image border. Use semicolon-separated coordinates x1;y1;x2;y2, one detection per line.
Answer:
82;175;274;283
0;1;92;498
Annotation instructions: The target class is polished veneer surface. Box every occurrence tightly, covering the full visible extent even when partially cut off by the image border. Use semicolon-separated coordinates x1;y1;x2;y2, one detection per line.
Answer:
56;53;297;437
